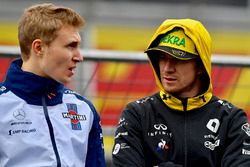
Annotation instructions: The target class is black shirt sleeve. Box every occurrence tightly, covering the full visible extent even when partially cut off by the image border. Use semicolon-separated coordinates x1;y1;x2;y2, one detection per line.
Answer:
221;106;250;167
112;103;146;167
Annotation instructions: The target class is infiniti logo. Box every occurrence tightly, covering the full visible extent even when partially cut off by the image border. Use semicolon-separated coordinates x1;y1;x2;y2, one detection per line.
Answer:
13;109;26;120
154;124;168;130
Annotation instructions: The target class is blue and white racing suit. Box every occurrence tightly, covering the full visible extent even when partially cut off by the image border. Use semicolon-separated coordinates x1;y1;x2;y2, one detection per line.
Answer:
0;59;106;167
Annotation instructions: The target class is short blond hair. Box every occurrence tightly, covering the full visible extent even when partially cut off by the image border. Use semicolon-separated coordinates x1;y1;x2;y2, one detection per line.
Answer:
18;3;85;60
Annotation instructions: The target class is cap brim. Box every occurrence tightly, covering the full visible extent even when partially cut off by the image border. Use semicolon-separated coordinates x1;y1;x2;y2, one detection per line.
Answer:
145;46;198;60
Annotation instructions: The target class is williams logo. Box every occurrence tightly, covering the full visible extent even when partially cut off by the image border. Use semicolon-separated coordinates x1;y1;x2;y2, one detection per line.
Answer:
62;103;86;130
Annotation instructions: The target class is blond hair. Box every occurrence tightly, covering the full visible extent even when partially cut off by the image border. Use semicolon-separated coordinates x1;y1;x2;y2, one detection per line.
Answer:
18;3;85;60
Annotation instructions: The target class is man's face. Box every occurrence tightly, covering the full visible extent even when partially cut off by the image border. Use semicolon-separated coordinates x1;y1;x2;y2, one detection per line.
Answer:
39;25;83;84
159;52;201;98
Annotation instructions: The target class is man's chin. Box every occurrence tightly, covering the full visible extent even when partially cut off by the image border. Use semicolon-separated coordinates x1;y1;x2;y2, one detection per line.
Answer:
56;77;72;84
163;87;178;94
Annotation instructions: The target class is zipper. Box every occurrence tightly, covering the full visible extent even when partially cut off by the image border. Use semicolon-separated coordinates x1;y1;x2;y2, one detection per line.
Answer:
182;98;188;167
42;96;61;167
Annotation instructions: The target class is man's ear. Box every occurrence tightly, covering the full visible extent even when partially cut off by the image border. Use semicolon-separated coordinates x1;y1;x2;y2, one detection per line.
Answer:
31;39;43;56
198;65;206;75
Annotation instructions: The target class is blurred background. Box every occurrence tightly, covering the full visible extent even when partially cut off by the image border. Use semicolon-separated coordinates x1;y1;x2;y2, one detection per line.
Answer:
0;0;250;166
1;0;250;53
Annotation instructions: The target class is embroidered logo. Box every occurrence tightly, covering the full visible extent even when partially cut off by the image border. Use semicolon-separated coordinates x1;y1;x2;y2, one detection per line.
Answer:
154;124;168;130
242;123;250;137
62;103;86;130
113;143;121;155
206;119;220;133
204;139;220;150
148;123;172;137
0;86;6;92
13;109;26;120
156;139;169;151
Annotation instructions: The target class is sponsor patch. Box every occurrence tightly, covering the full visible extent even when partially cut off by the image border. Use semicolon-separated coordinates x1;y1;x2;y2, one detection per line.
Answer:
242;123;250;137
204;139;220;150
156;139;169;151
62;103;86;130
242;149;250;155
113;143;121;155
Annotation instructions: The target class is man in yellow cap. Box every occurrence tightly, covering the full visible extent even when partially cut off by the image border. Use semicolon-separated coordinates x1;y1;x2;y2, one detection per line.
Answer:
112;19;250;167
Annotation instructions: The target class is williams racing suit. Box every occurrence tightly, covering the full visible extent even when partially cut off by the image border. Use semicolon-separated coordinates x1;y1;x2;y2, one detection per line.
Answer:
0;59;106;167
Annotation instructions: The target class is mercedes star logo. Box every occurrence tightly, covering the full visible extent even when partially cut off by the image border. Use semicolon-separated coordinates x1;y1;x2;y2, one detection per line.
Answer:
13;109;26;120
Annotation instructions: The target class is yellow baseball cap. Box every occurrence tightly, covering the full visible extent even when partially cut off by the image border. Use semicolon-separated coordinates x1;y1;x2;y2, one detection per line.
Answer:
146;28;198;60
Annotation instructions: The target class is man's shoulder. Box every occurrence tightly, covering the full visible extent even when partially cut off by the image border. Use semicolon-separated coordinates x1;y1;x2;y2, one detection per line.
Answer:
127;92;161;110
211;96;242;114
63;88;92;105
63;88;98;114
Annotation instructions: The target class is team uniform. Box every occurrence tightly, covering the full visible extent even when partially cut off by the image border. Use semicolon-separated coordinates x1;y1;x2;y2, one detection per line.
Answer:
112;19;250;166
113;92;250;166
0;59;106;167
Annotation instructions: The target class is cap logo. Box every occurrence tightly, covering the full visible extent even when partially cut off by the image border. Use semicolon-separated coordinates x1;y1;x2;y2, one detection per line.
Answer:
160;34;185;47
171;49;186;57
145;28;198;59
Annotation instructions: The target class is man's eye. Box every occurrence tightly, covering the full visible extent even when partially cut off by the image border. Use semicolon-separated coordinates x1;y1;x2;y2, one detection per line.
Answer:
159;54;165;59
67;42;78;48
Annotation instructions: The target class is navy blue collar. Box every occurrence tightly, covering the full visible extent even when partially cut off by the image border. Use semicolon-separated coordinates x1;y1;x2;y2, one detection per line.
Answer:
3;59;64;105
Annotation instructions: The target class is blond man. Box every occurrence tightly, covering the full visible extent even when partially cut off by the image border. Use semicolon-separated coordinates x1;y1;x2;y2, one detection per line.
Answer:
0;3;105;167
